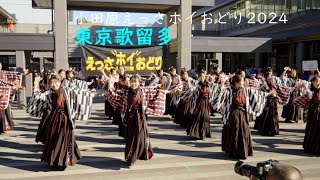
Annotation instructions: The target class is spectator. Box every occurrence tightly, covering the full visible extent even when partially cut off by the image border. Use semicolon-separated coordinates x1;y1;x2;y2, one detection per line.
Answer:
8;21;15;33
302;71;309;81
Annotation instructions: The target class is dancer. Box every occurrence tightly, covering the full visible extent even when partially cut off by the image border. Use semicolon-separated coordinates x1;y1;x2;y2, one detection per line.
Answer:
100;69;115;119
0;82;11;135
105;75;169;166
254;71;291;136
180;70;219;139
0;62;27;134
174;69;197;127
165;67;181;118
216;75;269;159
149;69;172;91
293;77;320;153
281;67;304;123
27;75;94;170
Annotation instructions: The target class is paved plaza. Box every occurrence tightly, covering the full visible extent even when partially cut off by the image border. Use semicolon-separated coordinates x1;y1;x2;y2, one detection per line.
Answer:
0;100;320;180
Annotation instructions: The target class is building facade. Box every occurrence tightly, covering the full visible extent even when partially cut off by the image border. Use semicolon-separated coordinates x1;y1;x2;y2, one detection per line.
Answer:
191;0;320;74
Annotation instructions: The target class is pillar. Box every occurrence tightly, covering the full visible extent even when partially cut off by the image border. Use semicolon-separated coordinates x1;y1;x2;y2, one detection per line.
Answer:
177;0;192;72
24;51;33;103
255;52;262;69
288;42;295;68
215;53;223;70
296;42;304;73
15;51;26;109
54;0;69;70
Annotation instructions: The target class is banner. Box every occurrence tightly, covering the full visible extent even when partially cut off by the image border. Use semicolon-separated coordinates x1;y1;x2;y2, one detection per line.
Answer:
302;60;319;71
81;45;164;76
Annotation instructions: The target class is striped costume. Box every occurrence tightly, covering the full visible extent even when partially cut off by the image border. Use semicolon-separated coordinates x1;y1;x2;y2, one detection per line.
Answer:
105;86;166;165
165;74;182;117
0;70;22;134
281;77;310;123
174;78;197;127
254;83;291;136
0;83;12;135
214;86;269;159
180;81;220;139
149;75;172;90
27;85;94;168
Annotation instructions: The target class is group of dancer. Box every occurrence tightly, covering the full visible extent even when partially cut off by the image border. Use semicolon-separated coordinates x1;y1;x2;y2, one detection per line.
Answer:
0;62;27;135
1;62;319;170
100;65;319;161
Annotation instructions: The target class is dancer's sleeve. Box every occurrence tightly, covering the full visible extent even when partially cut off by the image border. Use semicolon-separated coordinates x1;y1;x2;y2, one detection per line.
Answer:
26;84;50;117
273;76;286;87
0;84;11;110
70;87;95;121
246;78;261;89
142;87;166;116
179;85;197;100
214;87;231;125
244;88;268;117
209;83;221;109
293;92;312;107
293;92;312;123
104;89;123;109
276;85;292;105
149;77;159;86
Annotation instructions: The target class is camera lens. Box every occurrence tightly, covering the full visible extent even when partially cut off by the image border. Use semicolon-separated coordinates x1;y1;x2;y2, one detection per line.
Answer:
235;161;246;176
234;161;255;178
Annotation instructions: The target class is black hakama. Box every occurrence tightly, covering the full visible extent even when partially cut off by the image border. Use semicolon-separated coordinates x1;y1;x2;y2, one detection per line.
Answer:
41;90;81;168
282;90;302;123
0;105;14;135
254;97;279;136
35;111;49;144
303;91;320;153
173;99;184;125
222;88;253;159
174;97;192;128
125;89;153;165
104;100;114;119
165;93;178;117
187;83;211;139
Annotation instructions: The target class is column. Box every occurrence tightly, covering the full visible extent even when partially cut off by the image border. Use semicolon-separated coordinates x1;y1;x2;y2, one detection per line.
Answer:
296;42;304;73
15;51;26;109
215;53;223;70
255;52;262;69
54;0;69;70
24;51;33;103
177;0;192;72
288;42;295;68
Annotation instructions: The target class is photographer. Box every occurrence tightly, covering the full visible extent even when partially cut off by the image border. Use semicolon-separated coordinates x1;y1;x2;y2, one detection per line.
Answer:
235;160;303;180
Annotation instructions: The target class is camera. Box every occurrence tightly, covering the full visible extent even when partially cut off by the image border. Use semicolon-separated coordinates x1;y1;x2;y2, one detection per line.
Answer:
235;160;279;180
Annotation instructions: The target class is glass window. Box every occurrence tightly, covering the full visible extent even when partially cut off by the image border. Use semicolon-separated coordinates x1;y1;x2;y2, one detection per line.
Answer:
291;0;298;13
297;0;306;12
314;0;320;9
284;0;292;15
315;41;320;53
306;0;313;10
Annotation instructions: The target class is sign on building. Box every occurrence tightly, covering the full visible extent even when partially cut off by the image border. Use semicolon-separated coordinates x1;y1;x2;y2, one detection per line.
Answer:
302;60;319;71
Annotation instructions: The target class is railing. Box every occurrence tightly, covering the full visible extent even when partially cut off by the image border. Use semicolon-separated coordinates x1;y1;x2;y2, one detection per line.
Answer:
0;23;52;34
